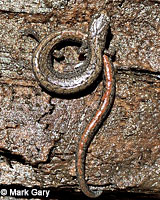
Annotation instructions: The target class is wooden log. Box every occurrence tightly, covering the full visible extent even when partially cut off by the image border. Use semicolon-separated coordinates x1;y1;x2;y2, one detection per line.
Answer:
0;0;160;199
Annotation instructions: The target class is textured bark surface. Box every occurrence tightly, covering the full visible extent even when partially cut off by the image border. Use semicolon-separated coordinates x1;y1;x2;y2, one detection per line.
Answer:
0;0;160;199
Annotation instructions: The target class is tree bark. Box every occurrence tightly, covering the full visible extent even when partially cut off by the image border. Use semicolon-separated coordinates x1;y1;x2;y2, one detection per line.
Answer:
0;0;160;199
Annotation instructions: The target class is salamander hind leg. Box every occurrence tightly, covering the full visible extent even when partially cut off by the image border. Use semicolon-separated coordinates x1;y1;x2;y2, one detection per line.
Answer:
77;41;89;61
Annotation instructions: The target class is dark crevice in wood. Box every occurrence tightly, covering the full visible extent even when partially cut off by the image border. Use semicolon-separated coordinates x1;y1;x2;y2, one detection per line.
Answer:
117;68;160;80
0;143;57;168
0;184;159;199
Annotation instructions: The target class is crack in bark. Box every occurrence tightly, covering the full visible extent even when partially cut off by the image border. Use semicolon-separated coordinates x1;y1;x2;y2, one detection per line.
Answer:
119;0;125;7
130;68;160;78
0;142;57;168
0;9;56;23
37;101;55;124
0;79;37;87
150;0;160;3
117;68;160;81
0;148;26;167
0;184;159;199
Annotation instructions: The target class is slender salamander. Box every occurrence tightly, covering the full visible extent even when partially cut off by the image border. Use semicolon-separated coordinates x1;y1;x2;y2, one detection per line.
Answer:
29;10;115;198
76;54;115;198
32;10;110;94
